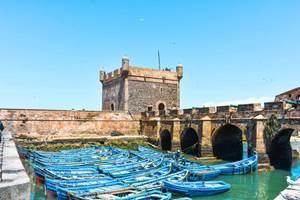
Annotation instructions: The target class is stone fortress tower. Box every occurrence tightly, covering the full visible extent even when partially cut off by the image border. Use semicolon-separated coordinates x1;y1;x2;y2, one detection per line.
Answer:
99;56;183;114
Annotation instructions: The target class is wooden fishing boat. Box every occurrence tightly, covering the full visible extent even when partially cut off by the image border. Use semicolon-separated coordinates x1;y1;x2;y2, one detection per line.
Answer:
162;180;231;196
120;164;173;184
132;170;189;188
56;181;127;200
44;176;114;195
108;158;164;178
98;158;149;173
69;188;172;200
174;158;207;171
32;150;129;167
26;145;258;199
210;154;258;175
33;163;100;181
186;168;221;181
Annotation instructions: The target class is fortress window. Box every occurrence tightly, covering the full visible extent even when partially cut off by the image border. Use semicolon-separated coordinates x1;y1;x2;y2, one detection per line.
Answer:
289;94;292;97
158;103;165;111
297;95;300;101
111;104;114;111
147;106;153;112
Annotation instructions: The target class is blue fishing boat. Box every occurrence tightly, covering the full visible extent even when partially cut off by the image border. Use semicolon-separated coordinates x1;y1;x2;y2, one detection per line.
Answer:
98;158;150;173
211;154;258;175
44;176;114;195
56;181;127;200
25;145;258;199
33;163;100;181
186;168;221;181
70;189;172;200
162;180;231;196
108;158;164;178
120;164;173;184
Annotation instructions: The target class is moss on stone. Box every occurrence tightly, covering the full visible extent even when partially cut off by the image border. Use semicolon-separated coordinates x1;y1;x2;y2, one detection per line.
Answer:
18;138;148;152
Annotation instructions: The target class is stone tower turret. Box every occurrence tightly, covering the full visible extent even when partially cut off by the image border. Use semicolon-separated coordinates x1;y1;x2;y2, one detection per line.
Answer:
176;63;183;80
121;56;129;71
100;56;182;113
99;70;106;83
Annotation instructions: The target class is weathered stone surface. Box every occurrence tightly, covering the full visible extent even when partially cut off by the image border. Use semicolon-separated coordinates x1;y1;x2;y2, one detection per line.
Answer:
216;105;237;113
0;109;140;138
102;76;126;111
237;103;261;112
264;102;285;110
275;87;300;102
128;80;178;114
0;129;30;200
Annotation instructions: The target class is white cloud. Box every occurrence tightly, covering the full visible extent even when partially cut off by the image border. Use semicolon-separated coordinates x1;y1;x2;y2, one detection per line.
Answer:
139;18;145;22
202;96;274;107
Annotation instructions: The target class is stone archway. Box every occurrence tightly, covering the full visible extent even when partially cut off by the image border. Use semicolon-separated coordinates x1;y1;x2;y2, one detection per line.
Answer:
158;103;165;111
180;127;200;156
0;120;4;131
212;124;243;161
269;128;294;170
160;129;172;151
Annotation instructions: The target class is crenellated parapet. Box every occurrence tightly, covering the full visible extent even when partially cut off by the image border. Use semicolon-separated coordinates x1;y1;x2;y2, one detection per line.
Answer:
100;56;183;84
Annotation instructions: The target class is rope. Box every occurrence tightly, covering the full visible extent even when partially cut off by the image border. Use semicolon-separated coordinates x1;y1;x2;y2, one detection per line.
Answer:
181;142;198;153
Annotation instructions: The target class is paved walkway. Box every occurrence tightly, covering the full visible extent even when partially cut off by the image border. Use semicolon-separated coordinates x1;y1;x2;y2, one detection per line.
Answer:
275;177;300;200
0;129;30;200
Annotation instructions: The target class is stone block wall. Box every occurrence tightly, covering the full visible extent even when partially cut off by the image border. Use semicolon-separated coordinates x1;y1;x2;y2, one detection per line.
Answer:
237;103;262;112
128;80;178;113
275;87;300;102
0;109;140;138
102;76;126;111
216;105;237;113
264;102;285;110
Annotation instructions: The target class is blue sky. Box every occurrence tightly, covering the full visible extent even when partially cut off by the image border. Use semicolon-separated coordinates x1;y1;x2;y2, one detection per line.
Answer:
0;0;300;110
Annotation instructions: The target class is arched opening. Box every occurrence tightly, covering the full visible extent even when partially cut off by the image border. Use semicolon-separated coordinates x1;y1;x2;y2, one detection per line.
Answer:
212;124;243;161
180;128;200;156
297;95;300;101
0;120;4;131
160;129;172;151
269;128;294;170
158;103;165;111
111;104;114;111
0;120;3;142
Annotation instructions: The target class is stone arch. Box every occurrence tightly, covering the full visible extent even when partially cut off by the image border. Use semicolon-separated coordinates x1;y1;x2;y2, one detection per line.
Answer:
269;128;294;170
155;101;167;111
158;103;165;111
180;127;200;156
0;120;3;142
160;129;172;151
0;120;4;131
212;124;243;161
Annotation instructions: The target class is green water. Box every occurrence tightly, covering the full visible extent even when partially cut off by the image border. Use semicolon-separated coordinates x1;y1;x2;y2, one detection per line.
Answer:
23;159;300;200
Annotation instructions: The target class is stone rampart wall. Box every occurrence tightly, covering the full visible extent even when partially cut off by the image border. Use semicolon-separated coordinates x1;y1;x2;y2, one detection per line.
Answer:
0;109;140;138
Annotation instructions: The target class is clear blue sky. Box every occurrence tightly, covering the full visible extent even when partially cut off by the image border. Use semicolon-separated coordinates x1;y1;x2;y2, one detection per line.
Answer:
0;0;299;110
